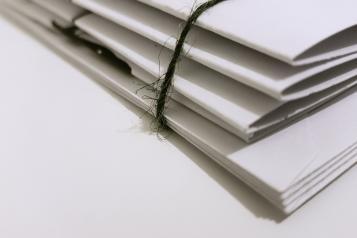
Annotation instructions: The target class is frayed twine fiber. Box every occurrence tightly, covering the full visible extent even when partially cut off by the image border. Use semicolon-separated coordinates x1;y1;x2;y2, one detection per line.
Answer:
54;0;227;134
153;0;227;130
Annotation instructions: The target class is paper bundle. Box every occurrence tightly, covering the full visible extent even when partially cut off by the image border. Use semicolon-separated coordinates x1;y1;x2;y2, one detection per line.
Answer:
2;0;357;214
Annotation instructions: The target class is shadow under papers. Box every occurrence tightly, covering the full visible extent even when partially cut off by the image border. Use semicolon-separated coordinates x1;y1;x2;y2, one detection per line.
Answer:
93;80;287;223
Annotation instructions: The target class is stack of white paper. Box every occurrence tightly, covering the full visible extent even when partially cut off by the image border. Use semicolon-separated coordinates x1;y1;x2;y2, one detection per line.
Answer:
2;0;357;214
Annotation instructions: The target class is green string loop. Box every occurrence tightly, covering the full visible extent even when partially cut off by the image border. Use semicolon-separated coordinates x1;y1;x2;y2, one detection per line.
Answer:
154;0;227;130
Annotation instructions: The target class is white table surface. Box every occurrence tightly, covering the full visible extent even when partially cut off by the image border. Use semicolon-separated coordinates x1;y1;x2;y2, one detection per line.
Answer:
0;15;356;238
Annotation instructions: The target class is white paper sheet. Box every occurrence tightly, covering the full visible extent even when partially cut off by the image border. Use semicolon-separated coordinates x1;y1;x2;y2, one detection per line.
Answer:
73;0;357;101
32;0;86;23
20;0;354;141
3;0;69;28
137;0;357;65
75;14;357;142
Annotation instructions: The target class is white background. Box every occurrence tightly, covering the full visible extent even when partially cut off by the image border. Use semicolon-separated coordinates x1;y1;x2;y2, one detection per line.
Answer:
0;15;356;238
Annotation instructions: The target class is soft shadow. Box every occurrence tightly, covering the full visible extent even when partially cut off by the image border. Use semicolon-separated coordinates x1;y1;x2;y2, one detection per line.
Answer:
166;132;287;222
95;82;287;223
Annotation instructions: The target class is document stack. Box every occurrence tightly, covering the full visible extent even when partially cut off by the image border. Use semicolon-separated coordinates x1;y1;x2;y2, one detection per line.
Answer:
2;0;357;214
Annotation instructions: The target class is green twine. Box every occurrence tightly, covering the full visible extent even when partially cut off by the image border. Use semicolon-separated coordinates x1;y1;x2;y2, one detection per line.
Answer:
54;0;227;133
154;0;227;130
